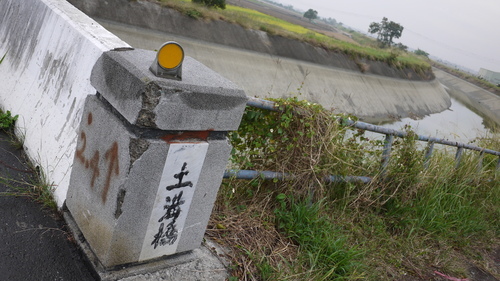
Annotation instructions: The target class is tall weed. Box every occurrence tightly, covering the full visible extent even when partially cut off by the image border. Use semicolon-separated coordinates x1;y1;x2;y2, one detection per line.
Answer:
274;195;363;280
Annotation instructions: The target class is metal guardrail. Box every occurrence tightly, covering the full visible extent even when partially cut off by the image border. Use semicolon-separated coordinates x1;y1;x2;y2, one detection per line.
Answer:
342;119;500;172
223;169;372;183
224;97;500;182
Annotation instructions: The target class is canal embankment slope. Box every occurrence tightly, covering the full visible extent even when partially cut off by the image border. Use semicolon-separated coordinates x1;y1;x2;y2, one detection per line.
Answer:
97;19;450;123
67;0;434;81
67;0;452;122
68;0;500;125
434;68;500;126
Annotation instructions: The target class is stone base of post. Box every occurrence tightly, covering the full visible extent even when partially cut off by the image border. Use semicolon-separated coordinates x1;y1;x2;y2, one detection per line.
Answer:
65;49;246;272
63;209;228;280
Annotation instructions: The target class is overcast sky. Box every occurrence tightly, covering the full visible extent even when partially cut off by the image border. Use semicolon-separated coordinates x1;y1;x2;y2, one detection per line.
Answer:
274;0;500;73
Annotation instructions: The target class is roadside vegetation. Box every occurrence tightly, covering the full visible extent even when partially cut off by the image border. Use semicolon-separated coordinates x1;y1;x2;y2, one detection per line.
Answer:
155;0;431;74
207;98;499;280
0;108;57;211
0;109;18;131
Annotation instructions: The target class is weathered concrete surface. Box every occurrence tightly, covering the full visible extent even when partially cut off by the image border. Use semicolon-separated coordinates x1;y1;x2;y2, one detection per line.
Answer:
0;0;130;206
434;68;500;126
66;48;245;269
66;94;235;268
67;0;434;81
65;208;229;280
97;20;451;122
91;49;247;131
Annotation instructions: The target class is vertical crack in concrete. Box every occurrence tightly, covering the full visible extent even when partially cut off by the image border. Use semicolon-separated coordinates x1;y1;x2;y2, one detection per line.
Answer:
114;188;126;219
129;138;150;168
136;82;161;128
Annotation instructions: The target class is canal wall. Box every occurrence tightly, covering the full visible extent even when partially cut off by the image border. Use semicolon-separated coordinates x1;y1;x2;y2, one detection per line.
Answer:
98;20;451;122
434;68;500;126
67;0;434;81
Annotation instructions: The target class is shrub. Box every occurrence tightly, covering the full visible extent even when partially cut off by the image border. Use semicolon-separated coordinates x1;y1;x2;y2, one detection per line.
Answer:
0;110;18;131
192;0;225;9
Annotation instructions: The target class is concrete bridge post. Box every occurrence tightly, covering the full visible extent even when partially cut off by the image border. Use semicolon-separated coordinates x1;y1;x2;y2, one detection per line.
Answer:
65;48;247;269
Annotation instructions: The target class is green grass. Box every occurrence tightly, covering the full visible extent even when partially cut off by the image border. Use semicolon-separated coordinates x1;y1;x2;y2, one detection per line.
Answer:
0;110;18;131
0;108;56;211
225;5;312;34
0;145;57;212
0;106;24;149
0;168;57;211
274;195;363;280
0;52;6;64
209;98;500;280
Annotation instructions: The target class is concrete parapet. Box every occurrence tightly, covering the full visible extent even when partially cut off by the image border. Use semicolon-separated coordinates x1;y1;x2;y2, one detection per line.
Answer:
66;50;246;268
0;0;246;271
0;0;130;206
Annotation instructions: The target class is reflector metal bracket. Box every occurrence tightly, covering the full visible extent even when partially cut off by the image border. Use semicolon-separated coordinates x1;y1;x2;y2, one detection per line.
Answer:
150;41;184;80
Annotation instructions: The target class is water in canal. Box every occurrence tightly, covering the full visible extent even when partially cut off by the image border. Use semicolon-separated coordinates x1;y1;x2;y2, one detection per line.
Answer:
373;92;496;144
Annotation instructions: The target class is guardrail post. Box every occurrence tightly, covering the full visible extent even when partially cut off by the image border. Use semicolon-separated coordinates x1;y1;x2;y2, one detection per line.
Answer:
455;146;464;169
424;141;435;170
476;151;485;173
65;48;247;269
381;134;394;175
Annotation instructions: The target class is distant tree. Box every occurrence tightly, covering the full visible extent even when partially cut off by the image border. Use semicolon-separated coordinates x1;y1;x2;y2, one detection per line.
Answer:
394;43;408;52
414;48;429;58
368;17;404;47
192;0;226;9
325;17;337;25
303;9;318;22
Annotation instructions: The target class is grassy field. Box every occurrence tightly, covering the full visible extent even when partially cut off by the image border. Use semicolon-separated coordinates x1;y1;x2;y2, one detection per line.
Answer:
156;0;431;73
207;98;499;280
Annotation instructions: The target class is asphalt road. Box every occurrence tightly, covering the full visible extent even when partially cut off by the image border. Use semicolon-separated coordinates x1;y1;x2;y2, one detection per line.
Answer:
0;130;97;281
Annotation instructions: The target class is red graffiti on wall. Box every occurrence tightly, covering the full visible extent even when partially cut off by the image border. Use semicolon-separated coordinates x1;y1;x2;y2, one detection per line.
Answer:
103;142;119;202
75;131;100;188
75;112;120;203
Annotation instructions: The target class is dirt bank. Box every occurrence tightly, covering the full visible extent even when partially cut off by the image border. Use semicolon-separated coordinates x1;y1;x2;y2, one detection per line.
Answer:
68;0;433;81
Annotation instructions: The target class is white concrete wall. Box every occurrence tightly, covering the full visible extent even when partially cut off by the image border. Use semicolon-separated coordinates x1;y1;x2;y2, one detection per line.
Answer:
0;0;130;206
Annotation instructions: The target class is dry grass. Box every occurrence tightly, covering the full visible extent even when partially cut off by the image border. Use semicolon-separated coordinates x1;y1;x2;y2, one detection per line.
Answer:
207;180;300;280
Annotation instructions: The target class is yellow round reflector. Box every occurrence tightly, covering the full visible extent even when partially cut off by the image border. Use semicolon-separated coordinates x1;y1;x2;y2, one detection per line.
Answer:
157;42;184;70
